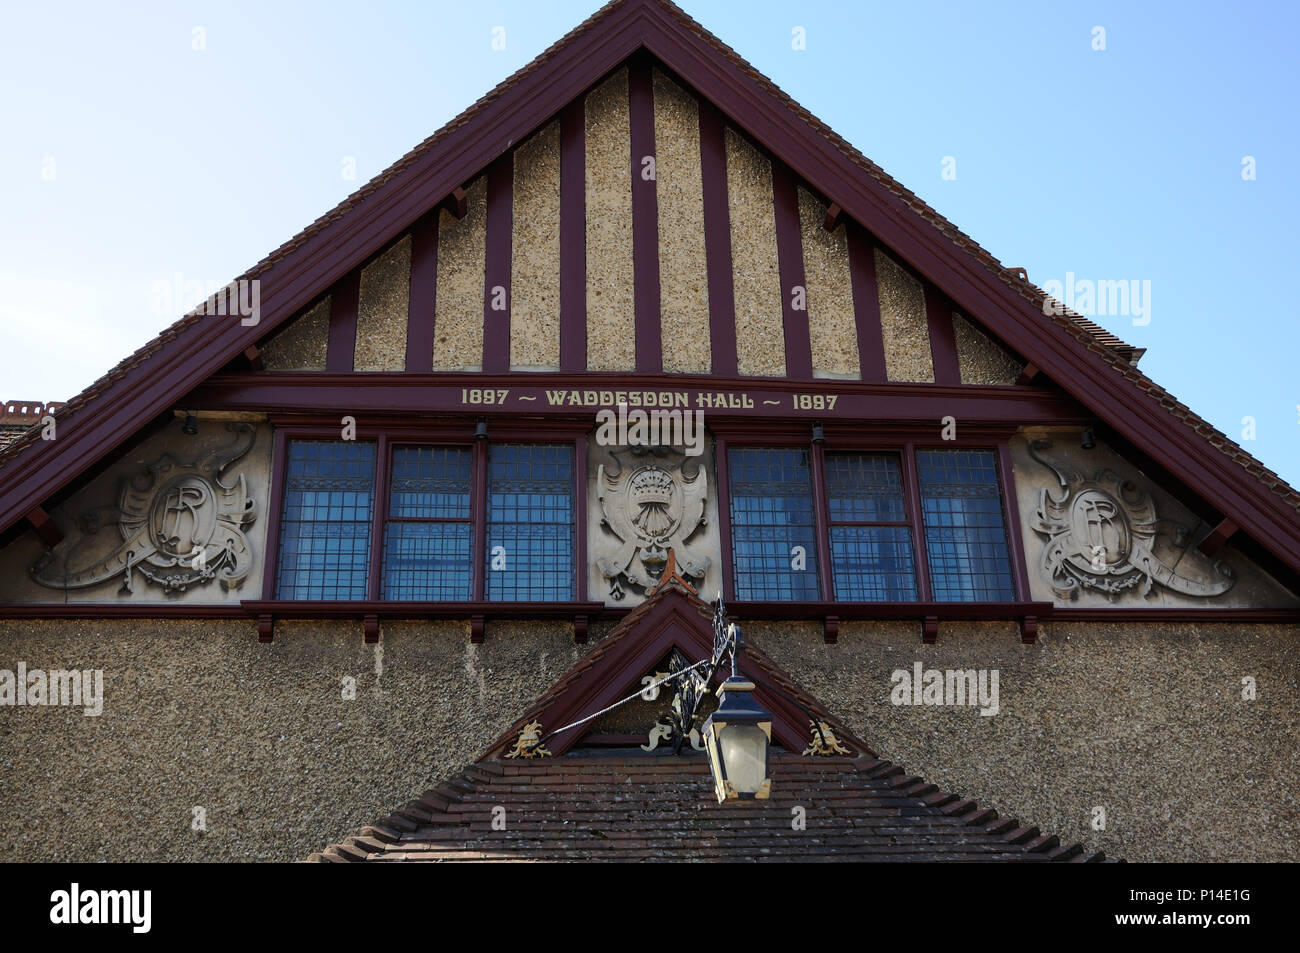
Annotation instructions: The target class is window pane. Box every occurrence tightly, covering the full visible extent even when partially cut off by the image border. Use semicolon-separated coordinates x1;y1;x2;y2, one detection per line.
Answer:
275;440;376;599
486;444;574;601
830;527;918;601
917;449;1016;601
389;446;471;519
825;453;908;523
727;448;820;601
382;523;472;600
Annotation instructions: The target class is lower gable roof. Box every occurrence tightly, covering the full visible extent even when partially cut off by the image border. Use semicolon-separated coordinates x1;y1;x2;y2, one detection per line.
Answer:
308;753;1112;863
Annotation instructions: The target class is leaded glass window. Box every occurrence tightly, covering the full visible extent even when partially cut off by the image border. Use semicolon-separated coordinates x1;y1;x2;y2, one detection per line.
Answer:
917;449;1016;601
274;440;376;600
381;446;473;600
486;444;575;601
727;447;820;601
825;453;918;601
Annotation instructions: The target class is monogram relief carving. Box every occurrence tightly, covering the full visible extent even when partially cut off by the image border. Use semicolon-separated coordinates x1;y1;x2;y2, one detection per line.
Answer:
31;423;258;594
1027;439;1233;600
595;446;709;599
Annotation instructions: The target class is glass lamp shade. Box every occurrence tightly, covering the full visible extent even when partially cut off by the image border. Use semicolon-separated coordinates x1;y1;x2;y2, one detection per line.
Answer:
701;676;772;803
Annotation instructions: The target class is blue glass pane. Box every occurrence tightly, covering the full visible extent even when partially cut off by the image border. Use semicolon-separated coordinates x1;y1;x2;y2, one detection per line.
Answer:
382;522;473;600
389;446;471;518
275;441;376;599
727;448;820;601
486;444;574;601
829;526;918;601
917;449;1015;601
825;453;908;523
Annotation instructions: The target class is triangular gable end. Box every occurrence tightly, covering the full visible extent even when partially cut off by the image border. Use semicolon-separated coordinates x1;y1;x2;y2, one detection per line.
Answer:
481;576;873;760
3;0;1299;584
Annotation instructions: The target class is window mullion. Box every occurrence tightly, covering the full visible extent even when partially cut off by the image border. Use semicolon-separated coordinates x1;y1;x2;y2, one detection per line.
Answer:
809;442;835;602
901;441;933;602
471;437;488;602
367;434;391;602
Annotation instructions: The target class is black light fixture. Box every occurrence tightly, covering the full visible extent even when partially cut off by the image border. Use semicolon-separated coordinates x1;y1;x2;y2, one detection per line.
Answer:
474;418;488;441
812;421;826;445
700;618;772;803
1080;426;1095;450
182;412;199;436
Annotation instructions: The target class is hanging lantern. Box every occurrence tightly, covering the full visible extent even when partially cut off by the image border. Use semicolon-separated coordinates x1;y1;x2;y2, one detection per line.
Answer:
701;675;772;803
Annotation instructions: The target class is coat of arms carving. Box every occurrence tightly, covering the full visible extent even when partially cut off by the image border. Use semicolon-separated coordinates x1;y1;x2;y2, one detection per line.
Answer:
595;446;709;599
1027;440;1233;600
31;423;258;595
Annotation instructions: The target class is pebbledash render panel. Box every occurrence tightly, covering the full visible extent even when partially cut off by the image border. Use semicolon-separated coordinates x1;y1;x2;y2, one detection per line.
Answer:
1;0;1298;863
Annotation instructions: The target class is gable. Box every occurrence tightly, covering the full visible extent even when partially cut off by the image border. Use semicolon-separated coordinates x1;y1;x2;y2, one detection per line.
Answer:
2;0;1299;593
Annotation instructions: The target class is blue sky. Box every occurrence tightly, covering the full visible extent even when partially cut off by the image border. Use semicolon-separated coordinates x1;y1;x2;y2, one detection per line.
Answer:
2;1;1297;484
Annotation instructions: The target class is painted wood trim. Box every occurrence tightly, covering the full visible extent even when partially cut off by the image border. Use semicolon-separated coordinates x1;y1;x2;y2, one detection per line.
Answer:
483;154;514;373
698;101;736;377
924;283;961;386
325;269;361;372
847;226;888;382
559;99;587;371
771;162;813;380
628;55;662;374
405;212;439;373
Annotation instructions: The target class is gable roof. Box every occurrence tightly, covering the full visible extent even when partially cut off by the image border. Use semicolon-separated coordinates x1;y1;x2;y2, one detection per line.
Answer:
307;579;1113;863
307;753;1112;863
1;0;1297;576
479;574;874;760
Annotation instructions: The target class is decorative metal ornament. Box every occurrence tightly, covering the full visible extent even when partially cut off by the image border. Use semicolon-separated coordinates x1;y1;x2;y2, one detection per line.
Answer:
802;720;851;757
595;446;709;599
642;718;706;752
504;721;552;759
31;423;258;594
1028;440;1234;600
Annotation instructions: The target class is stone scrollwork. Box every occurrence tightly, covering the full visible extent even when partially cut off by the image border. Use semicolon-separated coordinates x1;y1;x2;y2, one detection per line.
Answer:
595;446;709;599
1027;439;1234;600
31;423;258;595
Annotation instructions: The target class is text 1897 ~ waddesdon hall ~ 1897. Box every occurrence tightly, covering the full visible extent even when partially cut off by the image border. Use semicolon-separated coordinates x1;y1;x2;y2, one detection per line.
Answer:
2;0;1296;863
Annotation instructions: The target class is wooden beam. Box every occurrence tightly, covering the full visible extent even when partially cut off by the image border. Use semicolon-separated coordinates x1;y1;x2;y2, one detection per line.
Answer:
922;615;939;644
847;226;887;382
698;101;736;377
924;284;961;386
242;345;263;371
822;202;844;232
441;186;467;221
1016;362;1041;386
772;162;813;380
363;614;380;644
1198;518;1239;557
25;506;62;548
629;55;662;374
483;153;513;373
404;212;438;372
559;100;587;372
325;270;360;372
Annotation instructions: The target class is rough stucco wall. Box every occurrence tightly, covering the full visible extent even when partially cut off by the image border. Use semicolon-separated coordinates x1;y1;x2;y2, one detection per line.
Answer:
798;187;859;379
433;176;487;371
953;311;1019;385
747;619;1300;863
653;69;710;375
510;121;561;371
726;128;785;377
585;69;636;372
262;296;330;370
353;235;411;372
875;249;933;382
0;618;584;862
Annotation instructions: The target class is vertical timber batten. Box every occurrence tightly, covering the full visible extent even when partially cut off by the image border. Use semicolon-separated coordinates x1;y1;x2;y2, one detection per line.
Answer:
699;102;737;378
772;162;813;380
629;55;663;374
925;283;961;386
559;100;587;371
325;270;361;372
405;213;438;373
847;225;888;382
484;154;514;373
